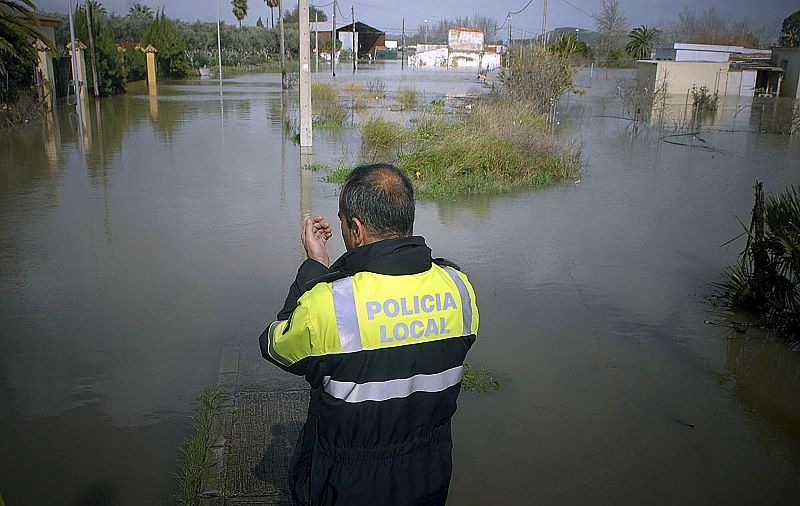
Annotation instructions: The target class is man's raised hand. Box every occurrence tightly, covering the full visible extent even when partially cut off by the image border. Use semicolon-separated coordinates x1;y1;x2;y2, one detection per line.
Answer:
302;216;333;267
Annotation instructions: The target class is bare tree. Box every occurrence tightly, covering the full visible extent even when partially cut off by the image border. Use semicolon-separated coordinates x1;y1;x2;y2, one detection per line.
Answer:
665;7;759;47
414;14;498;44
594;0;629;59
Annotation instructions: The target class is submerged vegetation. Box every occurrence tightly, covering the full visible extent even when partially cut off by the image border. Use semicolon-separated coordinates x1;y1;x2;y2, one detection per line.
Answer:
175;387;223;506
317;99;580;199
311;82;347;128
397;87;419;110
462;364;501;393
315;45;581;199
716;183;800;342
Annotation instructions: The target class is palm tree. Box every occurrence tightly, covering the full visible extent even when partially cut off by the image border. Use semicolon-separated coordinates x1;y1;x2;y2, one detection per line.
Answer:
548;32;591;58
231;0;248;28
129;3;154;19
265;0;279;29
625;25;660;60
0;0;52;77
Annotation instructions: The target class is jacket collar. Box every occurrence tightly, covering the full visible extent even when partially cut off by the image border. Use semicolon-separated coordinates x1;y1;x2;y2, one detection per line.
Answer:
329;236;432;276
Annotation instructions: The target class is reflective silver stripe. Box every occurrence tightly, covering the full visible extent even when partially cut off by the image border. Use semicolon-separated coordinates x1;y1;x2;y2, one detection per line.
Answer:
322;365;464;403
267;320;292;367
331;277;363;353
443;267;473;336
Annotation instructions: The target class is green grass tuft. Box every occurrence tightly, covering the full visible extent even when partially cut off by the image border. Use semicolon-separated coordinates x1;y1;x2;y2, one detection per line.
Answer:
174;387;224;506
397;87;418;110
462;364;501;393
360;117;410;149
312;82;347;128
323;165;354;183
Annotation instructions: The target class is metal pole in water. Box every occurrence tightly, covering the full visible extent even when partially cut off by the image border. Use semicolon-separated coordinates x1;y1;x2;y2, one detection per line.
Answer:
332;0;336;76
351;5;356;73
67;0;83;132
315;10;319;73
216;0;223;81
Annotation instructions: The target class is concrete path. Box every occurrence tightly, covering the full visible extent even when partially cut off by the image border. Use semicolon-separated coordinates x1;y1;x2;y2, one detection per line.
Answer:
201;345;308;505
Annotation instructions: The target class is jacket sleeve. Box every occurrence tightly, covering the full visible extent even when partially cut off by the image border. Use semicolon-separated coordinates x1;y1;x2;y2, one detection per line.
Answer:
277;258;330;320
259;299;314;376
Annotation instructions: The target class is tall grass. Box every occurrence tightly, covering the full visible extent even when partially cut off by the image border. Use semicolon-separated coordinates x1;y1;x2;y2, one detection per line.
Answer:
360;117;410;149
323;97;580;199
174;387;223;506
397;87;418;110
401;98;580;198
311;82;346;128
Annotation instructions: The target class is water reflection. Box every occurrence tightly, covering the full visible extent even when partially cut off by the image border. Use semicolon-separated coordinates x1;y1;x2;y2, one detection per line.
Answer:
723;334;800;445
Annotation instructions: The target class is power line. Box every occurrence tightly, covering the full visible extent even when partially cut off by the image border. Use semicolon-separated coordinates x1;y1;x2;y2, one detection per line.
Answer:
509;0;537;15
556;0;600;22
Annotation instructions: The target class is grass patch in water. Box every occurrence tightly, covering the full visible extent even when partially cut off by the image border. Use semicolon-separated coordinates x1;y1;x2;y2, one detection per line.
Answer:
360;117;410;149
397;87;418;110
322;164;354;184
318;98;580;199
174;387;223;506
462;364;501;393
312;82;347;128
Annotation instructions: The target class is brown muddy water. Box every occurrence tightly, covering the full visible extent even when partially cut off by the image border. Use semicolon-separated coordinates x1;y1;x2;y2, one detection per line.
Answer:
1;63;799;505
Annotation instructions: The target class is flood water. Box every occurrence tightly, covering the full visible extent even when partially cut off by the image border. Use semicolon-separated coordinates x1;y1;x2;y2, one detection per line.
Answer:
1;62;799;505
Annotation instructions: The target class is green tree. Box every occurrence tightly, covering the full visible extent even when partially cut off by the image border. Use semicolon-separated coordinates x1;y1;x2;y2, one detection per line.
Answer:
0;0;52;78
231;0;248;28
142;9;191;77
74;2;126;95
285;4;327;23
780;10;800;47
625;25;661;60
129;3;154;18
256;16;263;28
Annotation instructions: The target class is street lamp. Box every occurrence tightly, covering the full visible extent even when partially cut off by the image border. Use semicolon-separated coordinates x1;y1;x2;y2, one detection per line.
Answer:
424;19;428;44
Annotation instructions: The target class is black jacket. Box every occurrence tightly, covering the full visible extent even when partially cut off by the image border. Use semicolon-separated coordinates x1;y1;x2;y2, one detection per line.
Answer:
260;236;476;506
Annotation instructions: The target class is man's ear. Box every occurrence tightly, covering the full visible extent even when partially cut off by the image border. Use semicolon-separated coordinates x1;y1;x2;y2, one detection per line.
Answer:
350;216;366;247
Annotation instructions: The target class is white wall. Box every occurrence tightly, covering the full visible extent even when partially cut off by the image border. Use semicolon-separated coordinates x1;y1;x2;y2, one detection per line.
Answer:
448;29;484;52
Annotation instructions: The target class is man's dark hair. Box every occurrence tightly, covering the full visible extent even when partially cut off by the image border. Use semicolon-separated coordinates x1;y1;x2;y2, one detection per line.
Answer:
339;163;415;238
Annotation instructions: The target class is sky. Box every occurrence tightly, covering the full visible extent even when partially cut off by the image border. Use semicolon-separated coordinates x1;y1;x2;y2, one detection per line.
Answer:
36;0;797;39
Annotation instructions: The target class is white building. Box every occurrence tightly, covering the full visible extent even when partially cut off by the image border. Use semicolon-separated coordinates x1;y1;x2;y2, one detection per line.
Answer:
409;28;501;70
638;43;784;98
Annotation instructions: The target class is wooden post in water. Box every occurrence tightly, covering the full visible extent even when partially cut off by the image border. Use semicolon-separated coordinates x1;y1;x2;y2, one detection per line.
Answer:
751;181;767;279
401;18;405;69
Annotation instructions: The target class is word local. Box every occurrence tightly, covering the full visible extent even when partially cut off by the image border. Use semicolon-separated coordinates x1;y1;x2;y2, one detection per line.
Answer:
366;292;457;343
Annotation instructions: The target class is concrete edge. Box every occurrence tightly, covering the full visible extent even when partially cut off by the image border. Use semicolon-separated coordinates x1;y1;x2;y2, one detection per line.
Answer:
199;344;241;506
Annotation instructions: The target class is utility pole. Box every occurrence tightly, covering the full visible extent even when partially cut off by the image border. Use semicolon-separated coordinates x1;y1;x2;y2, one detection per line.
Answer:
508;13;512;46
351;5;356;73
314;10;319;72
401;18;405;69
279;0;287;89
542;0;548;45
332;0;336;76
85;1;99;97
299;0;312;147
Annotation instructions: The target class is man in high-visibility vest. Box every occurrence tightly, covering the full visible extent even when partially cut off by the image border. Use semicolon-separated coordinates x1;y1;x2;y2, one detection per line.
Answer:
260;163;479;506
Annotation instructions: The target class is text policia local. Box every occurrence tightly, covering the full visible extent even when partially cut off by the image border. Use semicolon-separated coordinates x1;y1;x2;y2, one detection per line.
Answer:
366;292;458;343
